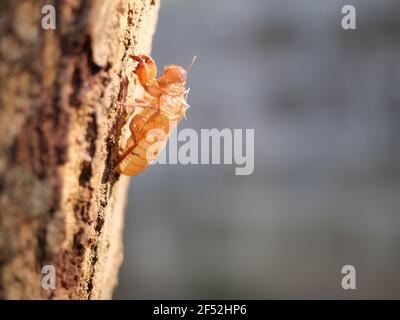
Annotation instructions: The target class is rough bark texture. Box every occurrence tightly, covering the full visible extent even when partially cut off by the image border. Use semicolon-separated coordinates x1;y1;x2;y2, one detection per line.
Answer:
0;0;159;299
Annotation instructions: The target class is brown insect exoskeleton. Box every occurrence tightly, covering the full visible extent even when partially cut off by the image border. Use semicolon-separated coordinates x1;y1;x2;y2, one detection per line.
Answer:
113;54;196;176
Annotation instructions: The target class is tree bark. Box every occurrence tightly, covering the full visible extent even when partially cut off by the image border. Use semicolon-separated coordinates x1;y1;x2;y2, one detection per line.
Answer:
0;0;159;299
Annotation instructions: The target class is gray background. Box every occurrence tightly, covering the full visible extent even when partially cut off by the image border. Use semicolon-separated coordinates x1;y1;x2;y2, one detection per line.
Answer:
115;0;400;299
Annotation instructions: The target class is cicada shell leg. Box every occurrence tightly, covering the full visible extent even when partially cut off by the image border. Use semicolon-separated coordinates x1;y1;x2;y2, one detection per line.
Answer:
129;54;157;87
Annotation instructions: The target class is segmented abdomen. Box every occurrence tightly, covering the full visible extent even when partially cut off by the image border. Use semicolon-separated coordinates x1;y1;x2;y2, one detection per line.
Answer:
116;111;179;176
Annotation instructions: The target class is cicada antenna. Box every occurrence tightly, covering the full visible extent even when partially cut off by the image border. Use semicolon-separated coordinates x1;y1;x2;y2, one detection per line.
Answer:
187;56;197;72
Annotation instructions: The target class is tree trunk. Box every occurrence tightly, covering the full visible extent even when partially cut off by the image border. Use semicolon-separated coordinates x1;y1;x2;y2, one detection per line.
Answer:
0;0;159;299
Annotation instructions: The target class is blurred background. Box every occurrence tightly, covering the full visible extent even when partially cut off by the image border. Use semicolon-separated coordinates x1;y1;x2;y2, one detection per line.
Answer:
114;0;400;299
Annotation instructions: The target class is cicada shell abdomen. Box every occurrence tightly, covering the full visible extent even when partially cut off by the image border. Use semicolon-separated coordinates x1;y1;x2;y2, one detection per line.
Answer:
116;112;175;176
